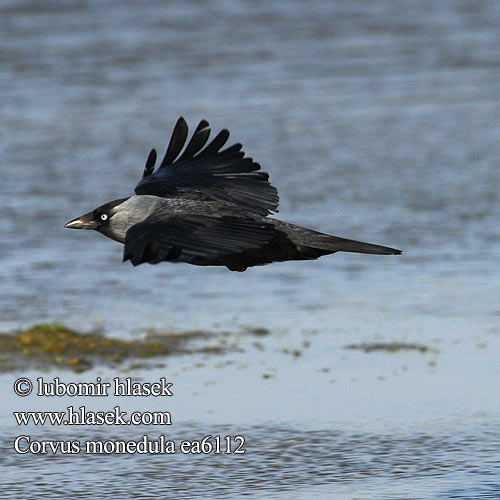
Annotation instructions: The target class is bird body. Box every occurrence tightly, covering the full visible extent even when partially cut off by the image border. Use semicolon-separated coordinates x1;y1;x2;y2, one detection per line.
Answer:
66;117;401;271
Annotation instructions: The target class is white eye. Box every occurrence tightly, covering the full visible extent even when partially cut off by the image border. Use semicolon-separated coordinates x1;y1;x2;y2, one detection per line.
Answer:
100;213;108;221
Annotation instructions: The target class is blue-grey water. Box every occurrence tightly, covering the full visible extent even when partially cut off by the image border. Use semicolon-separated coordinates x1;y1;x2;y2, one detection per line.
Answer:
2;1;500;498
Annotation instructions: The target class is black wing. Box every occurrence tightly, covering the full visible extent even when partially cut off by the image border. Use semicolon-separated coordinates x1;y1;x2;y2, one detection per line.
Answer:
134;117;279;216
123;214;275;266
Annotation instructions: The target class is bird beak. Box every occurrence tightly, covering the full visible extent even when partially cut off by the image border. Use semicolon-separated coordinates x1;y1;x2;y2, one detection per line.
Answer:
65;211;97;230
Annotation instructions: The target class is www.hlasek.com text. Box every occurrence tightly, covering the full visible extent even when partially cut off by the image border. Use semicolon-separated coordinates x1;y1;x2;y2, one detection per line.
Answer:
14;405;172;426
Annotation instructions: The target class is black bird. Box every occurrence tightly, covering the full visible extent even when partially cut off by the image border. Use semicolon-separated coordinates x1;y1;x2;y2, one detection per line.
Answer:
65;117;401;271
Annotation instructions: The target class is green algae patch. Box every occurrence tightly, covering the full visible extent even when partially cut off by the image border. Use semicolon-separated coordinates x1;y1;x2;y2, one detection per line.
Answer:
343;342;435;354
0;324;222;372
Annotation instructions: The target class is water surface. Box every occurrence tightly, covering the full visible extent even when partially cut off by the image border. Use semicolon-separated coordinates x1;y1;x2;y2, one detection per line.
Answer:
1;1;500;498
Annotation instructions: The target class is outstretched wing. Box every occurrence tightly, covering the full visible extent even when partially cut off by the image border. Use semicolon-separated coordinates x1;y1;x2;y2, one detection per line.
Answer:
123;214;275;266
134;117;279;216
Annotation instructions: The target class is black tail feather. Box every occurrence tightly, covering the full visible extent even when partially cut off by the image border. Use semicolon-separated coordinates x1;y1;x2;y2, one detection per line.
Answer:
310;235;402;255
274;221;402;256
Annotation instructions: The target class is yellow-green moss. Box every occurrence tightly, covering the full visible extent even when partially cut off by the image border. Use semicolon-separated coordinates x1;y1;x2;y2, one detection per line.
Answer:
0;323;224;372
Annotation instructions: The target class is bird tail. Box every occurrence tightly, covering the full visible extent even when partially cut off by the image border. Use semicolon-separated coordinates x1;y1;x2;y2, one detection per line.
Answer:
275;221;402;256
309;233;402;255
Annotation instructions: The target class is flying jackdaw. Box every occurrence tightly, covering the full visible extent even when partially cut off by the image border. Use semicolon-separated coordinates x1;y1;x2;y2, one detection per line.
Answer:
66;117;401;271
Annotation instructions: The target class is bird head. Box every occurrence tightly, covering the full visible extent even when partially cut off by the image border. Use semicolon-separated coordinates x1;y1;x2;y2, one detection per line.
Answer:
65;198;130;242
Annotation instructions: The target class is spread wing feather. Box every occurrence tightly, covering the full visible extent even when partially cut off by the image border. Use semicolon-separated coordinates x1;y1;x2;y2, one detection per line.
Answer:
134;117;279;216
178;119;210;161
160;117;189;167
123;215;275;266
142;149;157;179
